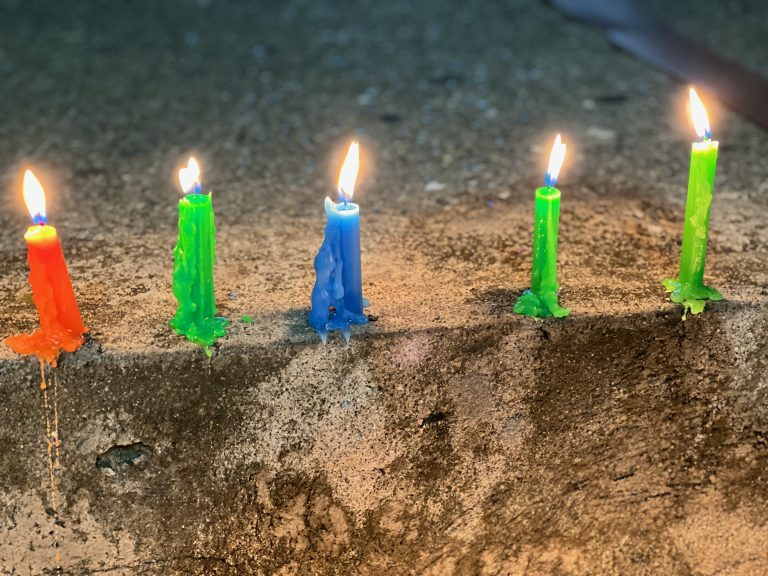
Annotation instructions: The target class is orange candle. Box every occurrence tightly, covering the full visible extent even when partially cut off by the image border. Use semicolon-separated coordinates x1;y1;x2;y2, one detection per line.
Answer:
5;170;87;365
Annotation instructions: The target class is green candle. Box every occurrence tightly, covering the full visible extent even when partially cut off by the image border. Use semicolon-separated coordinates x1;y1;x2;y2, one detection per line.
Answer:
169;157;228;354
663;88;723;318
515;134;570;319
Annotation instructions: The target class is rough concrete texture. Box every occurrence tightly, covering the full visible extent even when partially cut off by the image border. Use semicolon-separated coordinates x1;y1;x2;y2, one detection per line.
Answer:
1;0;768;574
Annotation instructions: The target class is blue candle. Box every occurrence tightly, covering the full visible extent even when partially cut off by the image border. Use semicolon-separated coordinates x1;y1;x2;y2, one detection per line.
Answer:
309;142;368;343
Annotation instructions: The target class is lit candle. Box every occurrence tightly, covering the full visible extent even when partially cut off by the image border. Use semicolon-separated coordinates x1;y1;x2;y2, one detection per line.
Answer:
514;134;570;319
309;141;368;343
169;157;228;355
5;170;87;365
662;88;723;318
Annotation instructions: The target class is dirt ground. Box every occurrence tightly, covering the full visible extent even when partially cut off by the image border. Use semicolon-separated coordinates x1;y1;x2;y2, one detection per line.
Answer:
1;0;767;574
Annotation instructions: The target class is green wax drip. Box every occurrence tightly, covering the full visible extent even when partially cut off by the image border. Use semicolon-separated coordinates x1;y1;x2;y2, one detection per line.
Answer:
169;193;228;351
514;186;570;319
662;279;722;320
240;315;254;324
663;141;722;318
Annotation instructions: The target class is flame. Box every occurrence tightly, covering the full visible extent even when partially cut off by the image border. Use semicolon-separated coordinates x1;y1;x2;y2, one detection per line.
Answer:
689;87;711;140
337;141;360;203
23;169;47;225
545;134;566;187
179;156;201;194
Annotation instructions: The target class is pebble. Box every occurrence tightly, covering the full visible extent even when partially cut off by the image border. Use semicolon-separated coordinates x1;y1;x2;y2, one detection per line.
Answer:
586;126;617;141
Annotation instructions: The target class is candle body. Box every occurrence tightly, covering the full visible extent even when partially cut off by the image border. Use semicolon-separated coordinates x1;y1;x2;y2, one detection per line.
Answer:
5;225;87;365
169;193;227;353
514;186;570;318
662;141;722;317
309;197;367;342
337;202;365;315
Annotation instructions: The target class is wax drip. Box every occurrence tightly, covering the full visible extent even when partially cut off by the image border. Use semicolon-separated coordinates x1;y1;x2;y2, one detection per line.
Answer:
38;360;62;570
514;289;570;319
662;278;723;319
52;372;61;470
6;324;85;366
309;217;367;343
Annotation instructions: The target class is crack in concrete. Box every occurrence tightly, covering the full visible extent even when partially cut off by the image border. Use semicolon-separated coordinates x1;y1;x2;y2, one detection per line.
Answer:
49;553;245;575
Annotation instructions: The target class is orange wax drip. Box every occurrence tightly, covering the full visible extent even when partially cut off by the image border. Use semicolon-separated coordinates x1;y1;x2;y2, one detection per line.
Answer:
5;225;87;365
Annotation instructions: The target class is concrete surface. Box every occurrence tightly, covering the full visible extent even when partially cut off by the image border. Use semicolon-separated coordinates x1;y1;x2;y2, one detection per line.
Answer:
1;0;768;573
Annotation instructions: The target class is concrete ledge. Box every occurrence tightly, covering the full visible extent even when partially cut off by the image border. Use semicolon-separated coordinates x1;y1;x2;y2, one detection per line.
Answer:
2;307;768;573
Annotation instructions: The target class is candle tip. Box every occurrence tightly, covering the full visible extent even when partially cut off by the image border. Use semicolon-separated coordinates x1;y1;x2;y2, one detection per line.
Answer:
337;141;360;203
545;134;566;188
689;87;711;141
179;156;202;194
23;169;47;225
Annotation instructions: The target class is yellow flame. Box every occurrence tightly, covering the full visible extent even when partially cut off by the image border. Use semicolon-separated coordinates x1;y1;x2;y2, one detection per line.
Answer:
689;87;710;139
23;169;46;223
546;134;566;185
337;141;360;202
179;156;201;194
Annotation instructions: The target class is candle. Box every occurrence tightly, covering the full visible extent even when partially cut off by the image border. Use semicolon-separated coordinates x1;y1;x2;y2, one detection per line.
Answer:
309;141;368;343
514;134;570;319
169;157;228;355
662;88;723;318
5;170;87;365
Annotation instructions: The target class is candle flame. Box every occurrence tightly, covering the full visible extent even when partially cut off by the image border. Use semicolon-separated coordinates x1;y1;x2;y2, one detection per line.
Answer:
179;156;201;194
689;87;711;140
337;141;360;203
23;169;47;225
545;134;566;187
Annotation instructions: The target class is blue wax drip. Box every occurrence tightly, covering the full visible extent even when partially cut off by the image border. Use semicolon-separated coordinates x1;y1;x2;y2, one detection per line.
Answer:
309;198;368;343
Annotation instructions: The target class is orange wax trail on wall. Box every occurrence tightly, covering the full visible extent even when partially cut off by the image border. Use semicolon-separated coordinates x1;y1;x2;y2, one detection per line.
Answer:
5;171;87;366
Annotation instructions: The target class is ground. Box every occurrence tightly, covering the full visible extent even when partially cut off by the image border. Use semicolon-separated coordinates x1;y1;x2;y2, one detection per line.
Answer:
1;0;768;574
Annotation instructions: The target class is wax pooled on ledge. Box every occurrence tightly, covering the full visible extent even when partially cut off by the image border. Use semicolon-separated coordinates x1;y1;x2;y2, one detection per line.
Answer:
309;141;368;343
5;170;87;366
514;134;570;319
169;157;228;355
663;88;723;319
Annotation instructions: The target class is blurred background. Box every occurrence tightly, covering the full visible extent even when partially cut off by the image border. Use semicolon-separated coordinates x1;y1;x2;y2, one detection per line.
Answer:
0;0;766;233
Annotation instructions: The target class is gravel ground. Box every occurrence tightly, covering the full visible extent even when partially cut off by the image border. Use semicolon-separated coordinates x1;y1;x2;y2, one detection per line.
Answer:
0;0;767;574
